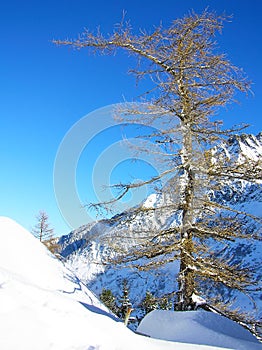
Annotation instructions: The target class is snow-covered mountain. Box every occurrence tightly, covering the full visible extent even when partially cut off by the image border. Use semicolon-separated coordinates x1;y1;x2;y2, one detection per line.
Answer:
57;133;262;331
2;216;261;349
214;132;262;164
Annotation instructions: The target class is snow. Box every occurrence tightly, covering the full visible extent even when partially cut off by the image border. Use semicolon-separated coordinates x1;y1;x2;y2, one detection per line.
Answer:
0;216;261;350
192;293;206;306
137;310;262;350
143;193;159;208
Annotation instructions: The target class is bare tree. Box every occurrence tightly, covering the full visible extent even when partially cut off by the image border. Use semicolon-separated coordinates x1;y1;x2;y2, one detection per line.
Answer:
54;9;261;323
32;210;54;243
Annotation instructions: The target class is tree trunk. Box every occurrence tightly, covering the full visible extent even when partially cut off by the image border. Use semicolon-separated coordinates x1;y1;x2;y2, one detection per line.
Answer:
175;232;196;310
175;121;196;311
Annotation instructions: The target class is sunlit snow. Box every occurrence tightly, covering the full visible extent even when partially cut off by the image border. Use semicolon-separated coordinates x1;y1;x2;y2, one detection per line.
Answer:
0;217;261;350
138;310;261;350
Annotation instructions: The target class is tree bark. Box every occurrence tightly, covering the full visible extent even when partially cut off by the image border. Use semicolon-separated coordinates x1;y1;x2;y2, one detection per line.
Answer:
175;118;196;310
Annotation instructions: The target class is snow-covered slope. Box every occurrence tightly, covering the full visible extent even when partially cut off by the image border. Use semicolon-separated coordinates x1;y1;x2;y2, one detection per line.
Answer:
0;217;181;350
1;217;261;350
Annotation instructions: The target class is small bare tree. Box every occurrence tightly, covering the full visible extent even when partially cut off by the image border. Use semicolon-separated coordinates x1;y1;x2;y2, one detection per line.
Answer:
54;9;262;332
32;210;54;242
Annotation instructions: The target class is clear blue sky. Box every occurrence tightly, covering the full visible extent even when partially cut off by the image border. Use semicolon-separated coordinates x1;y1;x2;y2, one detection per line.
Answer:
0;0;261;236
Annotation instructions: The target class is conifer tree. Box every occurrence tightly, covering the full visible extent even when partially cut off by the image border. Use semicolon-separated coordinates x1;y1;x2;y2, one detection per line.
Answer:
32;211;54;243
158;295;172;311
54;10;261;332
141;291;172;316
117;279;132;321
99;288;118;314
140;291;158;315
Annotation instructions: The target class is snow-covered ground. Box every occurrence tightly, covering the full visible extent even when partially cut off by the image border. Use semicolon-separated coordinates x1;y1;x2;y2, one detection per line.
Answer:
0;216;261;350
138;310;261;350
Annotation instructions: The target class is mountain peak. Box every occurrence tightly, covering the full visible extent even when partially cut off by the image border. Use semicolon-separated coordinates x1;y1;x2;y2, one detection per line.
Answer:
214;132;262;163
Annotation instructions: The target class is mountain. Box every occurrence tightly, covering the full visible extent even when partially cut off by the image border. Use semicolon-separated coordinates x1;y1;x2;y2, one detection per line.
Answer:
215;132;262;164
57;133;262;331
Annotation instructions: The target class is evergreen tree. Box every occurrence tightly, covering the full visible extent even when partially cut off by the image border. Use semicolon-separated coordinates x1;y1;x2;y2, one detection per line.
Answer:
140;291;158;315
141;291;172;316
158;295;172;311
117;279;132;320
99;288;118;314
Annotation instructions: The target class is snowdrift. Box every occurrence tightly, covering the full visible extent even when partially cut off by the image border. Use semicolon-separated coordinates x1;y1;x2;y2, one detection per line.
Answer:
138;310;261;350
0;216;261;350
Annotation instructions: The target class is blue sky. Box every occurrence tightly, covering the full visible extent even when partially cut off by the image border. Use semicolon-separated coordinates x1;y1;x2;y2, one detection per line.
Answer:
0;0;261;236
